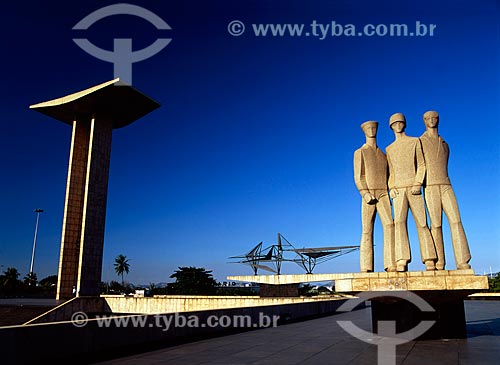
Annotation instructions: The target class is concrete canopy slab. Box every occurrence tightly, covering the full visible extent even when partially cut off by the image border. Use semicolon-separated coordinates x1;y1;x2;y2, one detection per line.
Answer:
228;270;488;292
29;78;160;129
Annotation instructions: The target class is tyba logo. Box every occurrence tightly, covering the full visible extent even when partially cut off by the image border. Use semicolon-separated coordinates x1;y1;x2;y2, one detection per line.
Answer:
336;291;436;365
72;3;172;84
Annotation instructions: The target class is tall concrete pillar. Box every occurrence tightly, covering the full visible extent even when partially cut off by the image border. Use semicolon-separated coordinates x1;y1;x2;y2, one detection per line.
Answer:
30;79;159;300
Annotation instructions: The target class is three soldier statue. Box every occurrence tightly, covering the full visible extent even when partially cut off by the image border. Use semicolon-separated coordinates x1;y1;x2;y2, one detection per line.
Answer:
354;111;471;272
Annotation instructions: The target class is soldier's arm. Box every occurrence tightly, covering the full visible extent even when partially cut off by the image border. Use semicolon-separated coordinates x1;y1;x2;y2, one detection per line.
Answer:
386;149;395;190
353;150;369;195
412;139;426;194
443;140;450;164
354;150;376;204
387;151;399;198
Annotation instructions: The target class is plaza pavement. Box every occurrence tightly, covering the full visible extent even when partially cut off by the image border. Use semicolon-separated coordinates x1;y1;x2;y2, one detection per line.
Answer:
97;300;500;364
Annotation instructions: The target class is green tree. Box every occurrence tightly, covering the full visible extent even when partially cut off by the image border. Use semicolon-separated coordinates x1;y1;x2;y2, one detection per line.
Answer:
114;254;130;289
24;272;38;286
0;267;22;294
100;280;124;294
2;267;20;287
168;267;218;295
488;273;500;292
38;275;57;296
39;275;57;288
148;282;158;296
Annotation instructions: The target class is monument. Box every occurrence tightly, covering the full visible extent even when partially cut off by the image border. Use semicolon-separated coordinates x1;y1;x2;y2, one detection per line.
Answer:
386;113;437;272
227;109;488;340
354;121;395;272
30;78;160;300
419;111;471;270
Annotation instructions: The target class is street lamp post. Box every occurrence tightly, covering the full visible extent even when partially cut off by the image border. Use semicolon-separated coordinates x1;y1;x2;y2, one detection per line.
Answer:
29;209;44;276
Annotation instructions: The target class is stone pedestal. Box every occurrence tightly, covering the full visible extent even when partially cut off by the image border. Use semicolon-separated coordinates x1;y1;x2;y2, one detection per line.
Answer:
30;78;159;300
228;270;488;339
334;270;488;339
370;291;467;339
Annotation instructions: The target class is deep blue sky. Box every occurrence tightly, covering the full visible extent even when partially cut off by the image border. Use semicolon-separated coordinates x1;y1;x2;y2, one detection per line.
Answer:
1;0;498;284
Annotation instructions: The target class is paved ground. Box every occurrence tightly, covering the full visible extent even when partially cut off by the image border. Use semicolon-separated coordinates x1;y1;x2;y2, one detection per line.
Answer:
97;300;500;364
0;298;58;306
0;298;58;326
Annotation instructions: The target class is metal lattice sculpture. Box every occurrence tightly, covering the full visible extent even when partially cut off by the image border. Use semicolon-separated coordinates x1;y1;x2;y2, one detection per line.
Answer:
229;233;359;275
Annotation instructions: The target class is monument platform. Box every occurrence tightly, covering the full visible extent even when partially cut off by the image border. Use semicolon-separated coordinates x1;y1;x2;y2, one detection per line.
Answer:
228;269;487;291
228;270;489;339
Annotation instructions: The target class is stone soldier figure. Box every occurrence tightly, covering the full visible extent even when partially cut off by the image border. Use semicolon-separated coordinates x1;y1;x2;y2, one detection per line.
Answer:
354;121;396;272
420;110;471;270
386;113;437;271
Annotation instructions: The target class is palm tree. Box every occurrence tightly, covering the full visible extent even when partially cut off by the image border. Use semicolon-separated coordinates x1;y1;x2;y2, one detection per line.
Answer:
114;254;130;289
24;272;38;286
1;267;21;291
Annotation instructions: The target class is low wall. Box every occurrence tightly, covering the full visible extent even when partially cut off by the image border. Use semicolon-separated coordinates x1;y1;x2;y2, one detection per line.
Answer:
102;294;344;314
468;293;500;300
0;297;350;364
